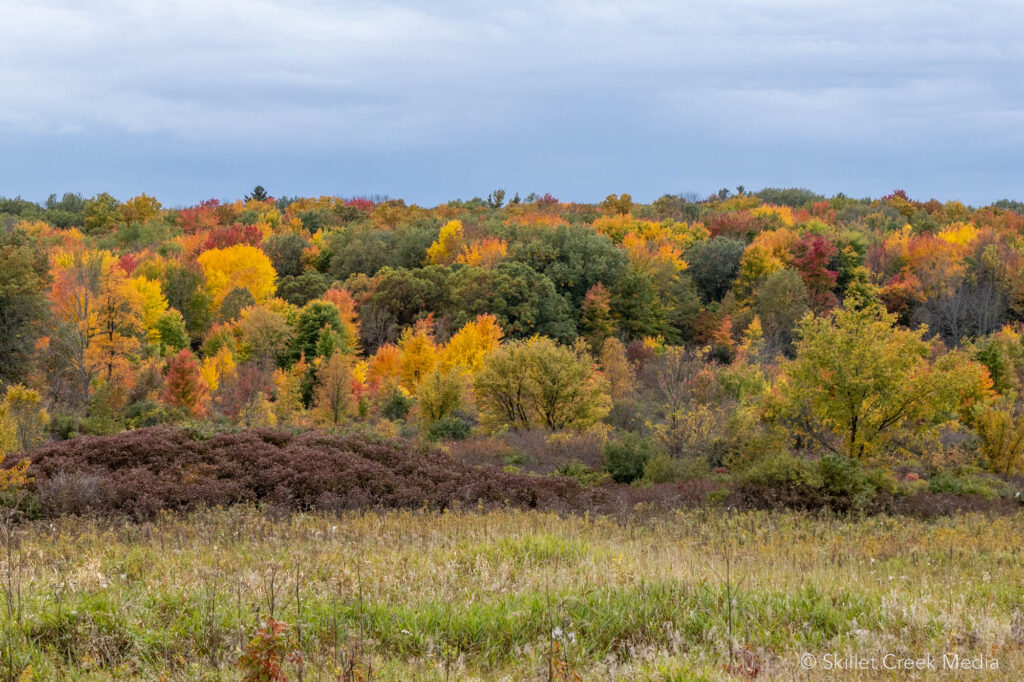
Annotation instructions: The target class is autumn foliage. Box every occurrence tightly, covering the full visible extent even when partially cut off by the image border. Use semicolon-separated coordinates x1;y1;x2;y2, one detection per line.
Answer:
1;184;1023;515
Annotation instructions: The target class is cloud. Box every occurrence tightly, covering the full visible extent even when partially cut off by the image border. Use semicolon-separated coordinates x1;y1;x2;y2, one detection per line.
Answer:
1;0;1022;204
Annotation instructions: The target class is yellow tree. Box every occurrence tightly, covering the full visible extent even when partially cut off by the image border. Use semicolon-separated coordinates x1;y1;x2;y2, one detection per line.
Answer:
426;220;464;265
119;193;162;224
131;276;169;344
0;384;49;454
197;244;277;308
272;366;305;426
201;346;237;393
314;353;356;426
415;368;465;428
455;237;508;268
599;337;635;401
92;257;145;381
398;320;438;390
50;249;105;405
439;314;503;375
474;337;610;432
51;250;144;404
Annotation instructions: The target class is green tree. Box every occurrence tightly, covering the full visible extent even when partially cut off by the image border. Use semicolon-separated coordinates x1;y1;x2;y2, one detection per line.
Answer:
264;232;309;278
609;266;666;340
276;272;329;307
415;368;465;428
774;300;993;460
752;269;810;358
509;224;628;314
153;309;189;354
447;262;575;342
292;301;353;361
83;192;122;233
686;237;745;303
245;185;269;202
581;283;614;354
218;286;256;322
0;226;51;384
161;263;213;344
664;273;702;344
475;337;609;431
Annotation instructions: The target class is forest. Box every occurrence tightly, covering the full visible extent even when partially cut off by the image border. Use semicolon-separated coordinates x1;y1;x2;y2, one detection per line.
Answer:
2;186;1024;512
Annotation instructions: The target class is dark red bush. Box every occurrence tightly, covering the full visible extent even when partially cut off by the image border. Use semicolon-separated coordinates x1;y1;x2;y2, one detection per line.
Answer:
25;427;603;519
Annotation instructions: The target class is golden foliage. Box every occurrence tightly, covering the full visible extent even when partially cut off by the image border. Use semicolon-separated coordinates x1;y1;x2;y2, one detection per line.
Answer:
197;244;277;307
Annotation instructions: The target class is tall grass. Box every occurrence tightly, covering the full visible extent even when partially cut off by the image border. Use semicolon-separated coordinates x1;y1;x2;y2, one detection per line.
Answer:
1;507;1021;679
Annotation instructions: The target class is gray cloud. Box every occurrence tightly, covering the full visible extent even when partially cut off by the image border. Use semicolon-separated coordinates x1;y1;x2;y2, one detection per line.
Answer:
1;0;1022;204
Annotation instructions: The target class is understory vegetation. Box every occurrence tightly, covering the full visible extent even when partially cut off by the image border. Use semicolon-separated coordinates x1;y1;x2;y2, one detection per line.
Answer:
14;427;1022;521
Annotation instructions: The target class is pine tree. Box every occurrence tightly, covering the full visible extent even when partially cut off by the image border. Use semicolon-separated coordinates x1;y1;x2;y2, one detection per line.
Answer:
245;185;269;202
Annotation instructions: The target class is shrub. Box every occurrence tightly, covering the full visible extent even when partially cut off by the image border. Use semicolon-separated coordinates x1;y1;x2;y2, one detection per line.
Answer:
238;616;301;682
124;401;183;428
427;416;473;441
641;453;710;485
48;414;84;441
36;470;110;516
817;454;875;510
604;435;660;484
555;459;611;486
928;467;1012;500
504;452;533;468
24;427;601;518
739;452;822;489
381;389;414;421
544;431;606;468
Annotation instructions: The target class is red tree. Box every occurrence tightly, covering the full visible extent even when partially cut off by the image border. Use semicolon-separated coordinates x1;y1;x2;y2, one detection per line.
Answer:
161;349;208;416
792;234;838;312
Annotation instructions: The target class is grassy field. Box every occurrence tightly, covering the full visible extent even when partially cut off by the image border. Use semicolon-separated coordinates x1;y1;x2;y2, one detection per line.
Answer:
0;507;1021;680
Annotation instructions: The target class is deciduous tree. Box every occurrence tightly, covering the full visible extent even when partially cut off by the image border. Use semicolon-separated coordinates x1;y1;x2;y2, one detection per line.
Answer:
197;244;277;308
161;349;208;416
773;298;993;460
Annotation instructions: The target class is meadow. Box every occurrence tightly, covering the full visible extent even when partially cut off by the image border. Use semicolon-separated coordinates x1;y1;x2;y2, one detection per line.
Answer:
1;506;1021;680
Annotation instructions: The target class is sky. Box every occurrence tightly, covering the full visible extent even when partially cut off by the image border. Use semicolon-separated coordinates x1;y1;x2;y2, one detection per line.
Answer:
1;0;1023;207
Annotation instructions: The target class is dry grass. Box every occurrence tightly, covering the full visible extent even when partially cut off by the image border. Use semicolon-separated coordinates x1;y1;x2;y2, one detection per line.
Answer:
0;507;1022;680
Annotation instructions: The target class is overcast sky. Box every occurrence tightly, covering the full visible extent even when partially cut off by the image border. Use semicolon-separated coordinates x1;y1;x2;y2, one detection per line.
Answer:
2;0;1022;206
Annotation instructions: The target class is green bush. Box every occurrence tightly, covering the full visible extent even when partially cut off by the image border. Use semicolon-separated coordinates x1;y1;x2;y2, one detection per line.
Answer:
124;401;183;428
863;467;898;494
604;435;660;484
503;452;534;468
640;453;710;485
555;459;611;486
381;389;414;421
928;467;1012;500
739;452;822;489
818;454;875;509
48;414;84;441
426;416;473;442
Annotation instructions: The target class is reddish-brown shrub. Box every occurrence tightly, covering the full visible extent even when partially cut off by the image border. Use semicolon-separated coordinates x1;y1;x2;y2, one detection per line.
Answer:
24;427;603;519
